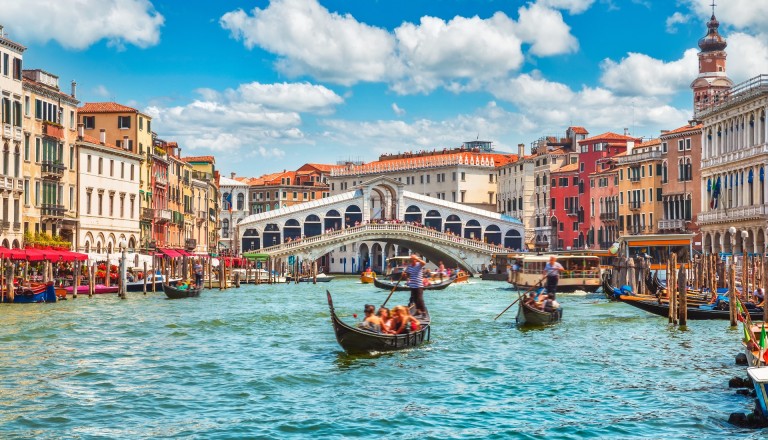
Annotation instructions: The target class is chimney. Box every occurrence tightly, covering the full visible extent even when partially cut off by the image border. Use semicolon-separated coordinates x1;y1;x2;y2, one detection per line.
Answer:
517;143;525;158
230;172;236;179
99;129;106;144
123;135;129;150
77;123;84;140
71;80;77;99
624;128;629;136
626;141;634;155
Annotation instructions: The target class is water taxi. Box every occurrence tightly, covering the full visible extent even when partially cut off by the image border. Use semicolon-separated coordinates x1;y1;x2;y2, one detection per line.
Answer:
516;254;601;292
360;268;376;284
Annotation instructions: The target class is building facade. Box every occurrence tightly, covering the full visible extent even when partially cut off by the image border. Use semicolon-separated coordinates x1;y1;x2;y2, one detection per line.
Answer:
497;144;535;243
248;163;331;214
659;124;702;239
183;156;219;255
76;131;141;253
219;174;249;254
615;140;664;236
0;31;24;247
589;161;619;249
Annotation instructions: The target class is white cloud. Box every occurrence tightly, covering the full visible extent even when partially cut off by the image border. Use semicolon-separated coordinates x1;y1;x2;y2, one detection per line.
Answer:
665;12;690;33
220;0;399;85
514;3;579;56
391;103;406;116
93;85;111;98
145;81;343;154
320;102;536;154
599;49;698;96
221;0;578;93
683;0;768;33
724;32;768;83
537;0;596;14
1;0;163;50
489;74;689;136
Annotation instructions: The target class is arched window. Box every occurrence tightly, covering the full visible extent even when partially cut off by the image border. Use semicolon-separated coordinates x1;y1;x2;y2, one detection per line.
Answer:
237;193;244;210
662;161;668;183
222;219;229;237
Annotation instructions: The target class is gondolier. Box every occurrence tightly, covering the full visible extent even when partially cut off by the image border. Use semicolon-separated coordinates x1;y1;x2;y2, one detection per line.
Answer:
193;260;203;288
402;253;427;315
542;255;564;298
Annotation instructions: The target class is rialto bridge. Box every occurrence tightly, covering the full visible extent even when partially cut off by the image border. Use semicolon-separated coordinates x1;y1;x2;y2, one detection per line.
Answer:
235;176;525;274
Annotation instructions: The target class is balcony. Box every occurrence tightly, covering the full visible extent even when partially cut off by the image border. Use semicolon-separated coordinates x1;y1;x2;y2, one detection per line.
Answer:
42;122;64;140
155;209;172;223
616;150;662;165
534;238;550;247
658;219;686;231
155;174;168;187
14;179;22;193
12;222;20;230
196;210;207;224
13;126;21;142
566;209;579;216
1;177;13;191
599;212;617;222
41;204;66;218
698;204;768;224
629;176;641;183
2;123;10;139
628;201;641;211
0;220;8;229
185;238;196;251
141;207;154;221
41;161;66;178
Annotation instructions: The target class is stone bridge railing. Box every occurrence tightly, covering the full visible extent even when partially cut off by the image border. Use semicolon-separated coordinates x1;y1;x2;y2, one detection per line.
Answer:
258;223;505;257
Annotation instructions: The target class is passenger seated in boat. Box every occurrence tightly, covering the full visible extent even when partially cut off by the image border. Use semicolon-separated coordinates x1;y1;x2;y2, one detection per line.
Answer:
755;288;765;306
377;307;394;334
358;304;382;333
177;280;190;290
391;305;421;334
540;294;557;313
524;292;539;309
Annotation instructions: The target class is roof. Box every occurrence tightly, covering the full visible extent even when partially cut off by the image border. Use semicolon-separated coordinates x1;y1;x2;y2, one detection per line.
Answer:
219;176;248;187
331;152;517;177
569;126;589;135
79;134;123;152
637;138;661;148
79;102;139;114
302;163;334;172
553;163;579;173
182;155;215;164
580;132;641;143
662;124;703;137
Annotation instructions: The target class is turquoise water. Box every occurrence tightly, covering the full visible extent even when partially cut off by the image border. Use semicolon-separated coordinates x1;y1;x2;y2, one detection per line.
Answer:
0;279;759;439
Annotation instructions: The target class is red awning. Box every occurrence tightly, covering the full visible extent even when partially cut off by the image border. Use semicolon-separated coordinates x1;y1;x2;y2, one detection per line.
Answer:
176;249;192;257
159;248;182;258
23;248;46;261
40;248;89;262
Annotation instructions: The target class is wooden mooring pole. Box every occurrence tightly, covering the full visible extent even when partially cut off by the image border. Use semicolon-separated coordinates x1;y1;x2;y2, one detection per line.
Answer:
729;258;737;327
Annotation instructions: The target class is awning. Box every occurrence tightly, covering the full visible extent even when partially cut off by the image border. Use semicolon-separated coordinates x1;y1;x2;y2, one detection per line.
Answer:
41;248;88;262
176;249;192;257
159;248;182;258
23;248;46;261
0;247;26;260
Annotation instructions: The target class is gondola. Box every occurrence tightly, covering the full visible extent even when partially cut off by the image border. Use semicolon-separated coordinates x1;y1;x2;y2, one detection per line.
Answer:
326;290;430;354
162;283;201;299
373;277;453;291
516;293;562;326
617;294;764;320
1;283;56;303
298;273;335;282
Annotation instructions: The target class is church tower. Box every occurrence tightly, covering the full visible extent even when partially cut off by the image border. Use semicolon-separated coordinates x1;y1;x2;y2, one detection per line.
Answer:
691;5;733;114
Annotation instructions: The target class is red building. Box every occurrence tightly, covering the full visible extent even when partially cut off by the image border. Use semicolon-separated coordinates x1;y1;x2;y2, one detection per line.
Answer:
549;161;580;250
575;132;640;248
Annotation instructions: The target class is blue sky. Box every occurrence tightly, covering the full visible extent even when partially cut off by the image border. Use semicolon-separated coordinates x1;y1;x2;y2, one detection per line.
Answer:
7;0;768;177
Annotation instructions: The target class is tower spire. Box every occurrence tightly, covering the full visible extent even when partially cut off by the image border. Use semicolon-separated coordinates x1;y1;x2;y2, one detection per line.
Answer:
711;0;716;16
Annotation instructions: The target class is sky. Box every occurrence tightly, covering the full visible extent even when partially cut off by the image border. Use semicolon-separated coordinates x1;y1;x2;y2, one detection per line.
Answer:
5;0;768;177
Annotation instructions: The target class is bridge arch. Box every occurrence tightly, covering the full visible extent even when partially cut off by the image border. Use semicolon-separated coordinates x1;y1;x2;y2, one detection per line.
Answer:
284;219;302;241
242;228;260;251
325;209;341;231
445;214;462;235
371;242;384;272
304;214;322;237
264;223;281;247
505;229;522;250
344;205;362;227
425;210;442;230
370;187;387;220
485;225;501;245
404;205;422;223
464;219;481;240
359;243;370;271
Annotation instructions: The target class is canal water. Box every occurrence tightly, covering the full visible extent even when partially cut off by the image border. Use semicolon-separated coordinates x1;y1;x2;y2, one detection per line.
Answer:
0;279;758;438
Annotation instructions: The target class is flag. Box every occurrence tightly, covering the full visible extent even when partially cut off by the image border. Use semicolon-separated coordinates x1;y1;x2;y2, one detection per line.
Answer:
744;322;753;343
736;300;746;322
761;323;767;365
225;192;233;212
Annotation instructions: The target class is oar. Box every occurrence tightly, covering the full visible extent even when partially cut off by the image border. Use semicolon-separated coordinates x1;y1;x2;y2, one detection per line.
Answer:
381;276;404;308
494;277;546;321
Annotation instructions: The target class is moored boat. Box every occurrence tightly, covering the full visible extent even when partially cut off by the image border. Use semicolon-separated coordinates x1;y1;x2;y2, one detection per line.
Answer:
326;290;430;354
1;283;56;303
617;294;764;320
125;275;179;292
163;283;201;299
360;270;376;284
516;292;562;326
64;284;119;295
517;255;601;292
299;273;335;282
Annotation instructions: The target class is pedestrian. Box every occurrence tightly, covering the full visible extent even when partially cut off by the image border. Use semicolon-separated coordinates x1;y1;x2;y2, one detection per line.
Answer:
542;255;564;298
193;259;203;288
401;253;427;316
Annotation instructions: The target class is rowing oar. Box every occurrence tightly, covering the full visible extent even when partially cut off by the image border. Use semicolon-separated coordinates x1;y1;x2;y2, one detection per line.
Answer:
494;276;546;321
381;276;404;308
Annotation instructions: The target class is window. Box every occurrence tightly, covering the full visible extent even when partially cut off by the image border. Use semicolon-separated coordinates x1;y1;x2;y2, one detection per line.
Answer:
685;138;691;150
70;111;75;129
98;158;103;175
130;198;135;218
139;117;144;131
662;142;668;153
110;160;114;176
118;116;131;129
130;164;134;180
24;135;29;161
461;172;466;181
109;195;114;216
23;96;29;117
35;181;40;206
83;116;95;129
35;138;41;163
452;172;457;181
12;57;21;80
86;192;91;214
23;179;29;205
121;162;125;179
70;146;75;169
678;140;684;151
120;197;124;217
98;194;103;215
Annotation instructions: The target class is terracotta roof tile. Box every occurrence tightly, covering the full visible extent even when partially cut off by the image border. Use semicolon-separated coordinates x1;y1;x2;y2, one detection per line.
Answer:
79;102;139;113
553;163;579;173
182;155;215;164
637;138;661;148
580;132;641;143
662;124;703;136
569;126;589;135
334;152;516;176
79;134;122;151
304;163;334;172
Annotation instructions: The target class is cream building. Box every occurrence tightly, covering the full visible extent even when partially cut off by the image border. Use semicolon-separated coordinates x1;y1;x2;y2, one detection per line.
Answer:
75;129;141;253
497;143;535;244
0;29;25;247
219;174;249;254
22;69;79;246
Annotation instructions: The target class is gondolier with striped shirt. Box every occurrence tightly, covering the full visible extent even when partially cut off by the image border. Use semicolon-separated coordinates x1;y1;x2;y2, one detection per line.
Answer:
542;255;564;299
402;253;427;316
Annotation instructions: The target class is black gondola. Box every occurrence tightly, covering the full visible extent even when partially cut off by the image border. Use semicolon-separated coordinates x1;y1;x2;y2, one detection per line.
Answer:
162;283;201;299
326;290;430;354
373;277;453;292
516;296;562;326
617;295;764;320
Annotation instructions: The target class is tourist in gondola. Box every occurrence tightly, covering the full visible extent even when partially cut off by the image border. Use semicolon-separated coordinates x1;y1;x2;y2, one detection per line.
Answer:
542;255;564;298
402;253;427;315
358;304;382;333
755;288;765;306
391;305;421;334
377;307;394;334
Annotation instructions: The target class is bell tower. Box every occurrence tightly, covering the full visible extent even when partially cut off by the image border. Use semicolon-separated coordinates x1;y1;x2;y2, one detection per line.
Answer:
691;2;733;114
